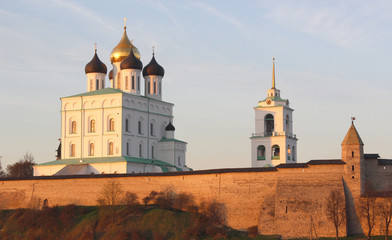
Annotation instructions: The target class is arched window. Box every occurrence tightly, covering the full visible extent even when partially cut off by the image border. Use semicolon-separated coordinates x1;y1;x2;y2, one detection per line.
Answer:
132;76;135;90
125;118;129;132
96;79;99;90
159;82;162;94
272;145;280;160
286;114;291;133
292;146;296;161
71;121;77;134
138;120;142;134
178;157;181;166
90;119;96;132
151;146;154;159
139;143;142;157
137;76;140;90
287;145;291;160
265;114;274;136
148;82;151;94
109;118;115;131
153;82;157;94
125;76;129;90
108;142;114;155
90;143;94;156
257;145;266;160
117;73;121;89
70;144;76;157
150;123;154;136
126;142;130;156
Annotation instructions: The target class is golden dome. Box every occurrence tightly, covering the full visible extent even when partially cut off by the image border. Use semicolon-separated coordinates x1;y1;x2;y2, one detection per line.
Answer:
110;27;140;63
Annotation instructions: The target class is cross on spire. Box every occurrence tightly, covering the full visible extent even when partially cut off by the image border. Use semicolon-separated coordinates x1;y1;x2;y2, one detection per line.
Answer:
351;117;356;124
94;43;97;52
152;46;155;56
124;17;127;29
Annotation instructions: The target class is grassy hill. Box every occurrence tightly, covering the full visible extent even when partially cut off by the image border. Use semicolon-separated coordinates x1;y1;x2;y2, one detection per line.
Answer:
0;205;271;240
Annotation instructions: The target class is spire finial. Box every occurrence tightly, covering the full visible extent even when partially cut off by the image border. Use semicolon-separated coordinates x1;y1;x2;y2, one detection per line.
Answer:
272;57;276;89
152;46;155;56
351;117;356;125
124;17;127;29
94;43;97;53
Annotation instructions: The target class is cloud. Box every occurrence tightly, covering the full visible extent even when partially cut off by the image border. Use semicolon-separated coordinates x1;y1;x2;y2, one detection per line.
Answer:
260;1;392;48
191;2;248;34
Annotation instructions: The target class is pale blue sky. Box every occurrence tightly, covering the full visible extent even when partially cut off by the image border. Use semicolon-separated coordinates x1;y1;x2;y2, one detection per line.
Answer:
1;0;392;169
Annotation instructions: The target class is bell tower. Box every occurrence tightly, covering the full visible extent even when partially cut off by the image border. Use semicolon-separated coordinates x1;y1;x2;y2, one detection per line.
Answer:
250;58;298;167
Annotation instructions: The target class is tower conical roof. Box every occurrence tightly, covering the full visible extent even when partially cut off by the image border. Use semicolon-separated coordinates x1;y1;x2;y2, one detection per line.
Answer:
85;50;107;74
143;54;165;77
110;27;140;63
120;49;143;70
342;123;364;145
165;122;175;131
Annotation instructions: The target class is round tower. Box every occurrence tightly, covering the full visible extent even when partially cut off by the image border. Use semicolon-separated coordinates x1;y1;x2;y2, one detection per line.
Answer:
120;49;143;94
143;51;165;100
85;48;107;92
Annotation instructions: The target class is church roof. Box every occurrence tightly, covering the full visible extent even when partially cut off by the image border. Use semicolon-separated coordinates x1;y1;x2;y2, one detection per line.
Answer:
120;49;143;70
63;88;123;98
165;122;175;131
143;54;165;77
36;156;177;168
341;123;364;145
159;137;187;144
85;51;107;74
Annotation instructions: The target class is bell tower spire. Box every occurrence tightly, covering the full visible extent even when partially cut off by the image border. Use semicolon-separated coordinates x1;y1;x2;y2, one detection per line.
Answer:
272;57;276;89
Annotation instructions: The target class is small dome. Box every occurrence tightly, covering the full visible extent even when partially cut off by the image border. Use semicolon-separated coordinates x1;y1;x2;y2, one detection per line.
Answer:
165;122;175;131
110;28;140;63
85;50;107;74
120;49;143;70
143;54;165;77
109;69;113;80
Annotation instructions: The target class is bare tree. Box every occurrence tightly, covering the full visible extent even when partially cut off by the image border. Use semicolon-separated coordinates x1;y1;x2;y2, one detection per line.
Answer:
360;192;377;240
6;152;35;177
0;156;5;177
378;197;392;240
97;180;124;206
326;189;346;240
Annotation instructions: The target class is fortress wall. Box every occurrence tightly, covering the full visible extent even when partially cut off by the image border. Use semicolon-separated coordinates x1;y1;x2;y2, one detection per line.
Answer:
271;164;346;238
0;170;277;231
365;160;392;192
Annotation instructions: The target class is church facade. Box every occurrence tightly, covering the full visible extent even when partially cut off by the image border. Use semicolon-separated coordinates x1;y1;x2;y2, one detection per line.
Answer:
33;23;190;176
251;58;298;167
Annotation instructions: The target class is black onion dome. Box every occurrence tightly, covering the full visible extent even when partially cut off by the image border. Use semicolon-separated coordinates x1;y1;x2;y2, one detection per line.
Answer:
85;51;107;74
109;69;113;79
165;122;175;131
120;49;143;70
142;54;165;77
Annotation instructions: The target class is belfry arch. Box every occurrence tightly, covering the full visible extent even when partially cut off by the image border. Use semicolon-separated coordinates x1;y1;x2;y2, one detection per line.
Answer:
265;114;274;136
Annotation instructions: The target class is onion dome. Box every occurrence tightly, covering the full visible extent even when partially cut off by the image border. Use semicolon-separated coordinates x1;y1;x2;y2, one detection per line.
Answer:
165;122;175;131
85;50;107;74
109;69;113;80
110;27;140;63
120;49;143;70
143;53;165;77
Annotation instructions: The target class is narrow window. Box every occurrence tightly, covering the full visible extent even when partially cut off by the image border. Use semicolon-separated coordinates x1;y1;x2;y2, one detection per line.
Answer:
126;142;130;156
125;76;129;90
178;157;181;166
148;82;151;94
117;73;121;89
138;121;142;134
108;142;113;155
125;119;129;132
139;144;142;157
96;79;99;90
137;76;140;90
70;144;76;157
132;76;135;90
90;119;96;132
153;82;156;94
90;143;94;156
71;121;77;134
159;82;161;94
102;79;104;88
109;118;115;131
352;165;354;171
352;151;354;158
150;123;154;136
151;146;154;159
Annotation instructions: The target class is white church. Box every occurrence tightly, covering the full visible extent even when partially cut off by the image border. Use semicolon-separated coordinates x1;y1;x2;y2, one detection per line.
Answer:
250;58;298;167
34;23;191;176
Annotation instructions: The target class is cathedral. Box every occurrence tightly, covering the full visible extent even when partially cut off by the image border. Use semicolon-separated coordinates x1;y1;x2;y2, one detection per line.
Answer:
33;23;190;176
251;58;298;167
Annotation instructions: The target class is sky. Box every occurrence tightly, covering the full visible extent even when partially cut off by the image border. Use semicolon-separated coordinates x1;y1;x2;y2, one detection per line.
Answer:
1;0;392;170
